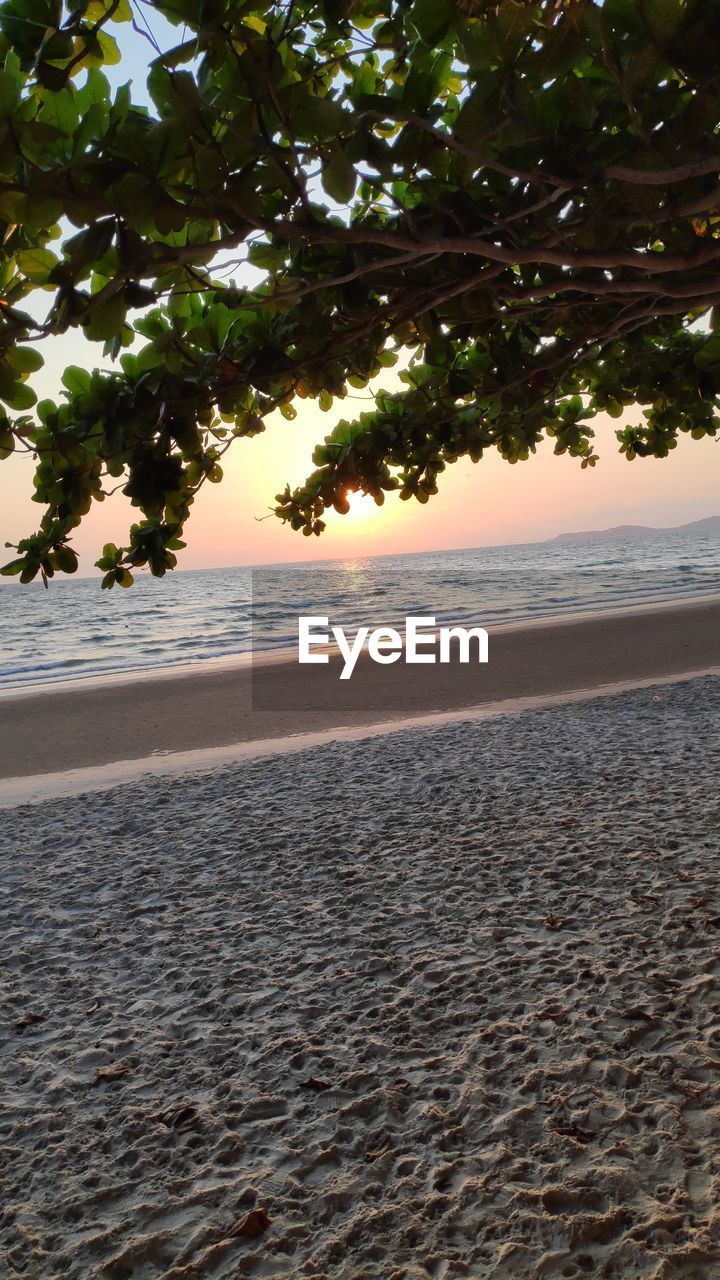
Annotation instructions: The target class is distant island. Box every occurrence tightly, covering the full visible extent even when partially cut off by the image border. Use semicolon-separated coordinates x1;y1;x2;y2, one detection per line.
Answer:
551;515;720;543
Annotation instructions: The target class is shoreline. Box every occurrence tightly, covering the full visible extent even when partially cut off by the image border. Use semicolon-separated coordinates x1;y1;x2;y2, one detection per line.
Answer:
1;598;719;785
1;664;718;809
2;589;719;701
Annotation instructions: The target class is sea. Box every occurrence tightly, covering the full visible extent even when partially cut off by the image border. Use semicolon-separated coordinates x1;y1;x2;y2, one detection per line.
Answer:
0;527;718;692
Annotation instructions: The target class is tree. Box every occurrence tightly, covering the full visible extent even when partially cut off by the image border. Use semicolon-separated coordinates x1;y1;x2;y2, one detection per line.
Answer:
1;0;719;586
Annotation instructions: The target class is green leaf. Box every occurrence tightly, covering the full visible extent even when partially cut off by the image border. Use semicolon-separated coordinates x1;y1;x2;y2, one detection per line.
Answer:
454;81;495;142
1;383;37;411
97;31;121;65
0;422;14;459
51;545;79;573
63;220;116;274
694;337;720;370
0;68;20;114
8;346;44;374
643;0;685;47
352;59;376;98
0;557;25;576
322;145;356;203
17;247;59;285
293;92;347;140
247;241;287;271
124;283;157;308
61;366;92;396
95;542;121;571
85;0;132;20
409;0;455;45
83;293;127;341
243;14;266;35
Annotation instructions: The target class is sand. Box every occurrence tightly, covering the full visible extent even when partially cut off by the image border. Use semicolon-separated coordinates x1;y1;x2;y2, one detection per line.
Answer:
2;675;720;1279
0;598;719;780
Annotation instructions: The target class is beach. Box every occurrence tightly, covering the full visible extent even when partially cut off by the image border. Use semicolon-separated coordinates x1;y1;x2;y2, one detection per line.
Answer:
3;0;720;1271
2;661;720;1278
0;598;719;782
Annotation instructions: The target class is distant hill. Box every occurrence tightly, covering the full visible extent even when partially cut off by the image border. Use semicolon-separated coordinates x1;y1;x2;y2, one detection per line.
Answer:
551;515;720;543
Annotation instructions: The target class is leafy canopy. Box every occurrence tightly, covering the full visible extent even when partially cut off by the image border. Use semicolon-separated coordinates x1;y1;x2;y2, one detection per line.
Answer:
1;0;719;586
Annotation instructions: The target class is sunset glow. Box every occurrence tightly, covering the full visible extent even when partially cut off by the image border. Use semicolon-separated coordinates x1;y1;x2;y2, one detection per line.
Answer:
343;490;379;522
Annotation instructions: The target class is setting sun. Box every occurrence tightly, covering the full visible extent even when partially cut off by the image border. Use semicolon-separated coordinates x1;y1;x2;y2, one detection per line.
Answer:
344;490;379;522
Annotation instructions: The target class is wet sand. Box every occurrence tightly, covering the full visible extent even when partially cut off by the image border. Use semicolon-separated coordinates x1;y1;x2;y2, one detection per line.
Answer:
1;598;719;779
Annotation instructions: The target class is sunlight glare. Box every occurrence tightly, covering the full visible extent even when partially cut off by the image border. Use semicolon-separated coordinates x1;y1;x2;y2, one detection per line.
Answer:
343;489;378;522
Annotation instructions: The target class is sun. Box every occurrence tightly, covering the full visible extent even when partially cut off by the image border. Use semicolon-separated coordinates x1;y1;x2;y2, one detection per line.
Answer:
344;489;378;522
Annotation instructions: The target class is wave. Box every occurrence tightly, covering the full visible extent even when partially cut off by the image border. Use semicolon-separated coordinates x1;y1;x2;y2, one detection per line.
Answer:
1;535;718;689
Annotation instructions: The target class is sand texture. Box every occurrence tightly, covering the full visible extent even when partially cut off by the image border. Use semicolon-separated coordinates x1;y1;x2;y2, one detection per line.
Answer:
2;677;720;1279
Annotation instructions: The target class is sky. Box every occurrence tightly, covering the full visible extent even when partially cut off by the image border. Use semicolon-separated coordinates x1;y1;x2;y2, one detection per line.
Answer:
1;7;719;576
4;382;718;574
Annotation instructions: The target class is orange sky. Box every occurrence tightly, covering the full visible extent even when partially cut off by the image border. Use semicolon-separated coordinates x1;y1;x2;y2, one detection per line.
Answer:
2;359;719;575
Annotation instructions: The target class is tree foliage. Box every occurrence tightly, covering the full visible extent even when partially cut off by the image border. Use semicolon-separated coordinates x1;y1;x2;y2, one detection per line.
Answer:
1;0;720;585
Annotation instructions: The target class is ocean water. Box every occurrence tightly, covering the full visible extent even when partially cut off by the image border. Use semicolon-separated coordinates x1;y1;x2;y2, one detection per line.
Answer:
0;528;718;691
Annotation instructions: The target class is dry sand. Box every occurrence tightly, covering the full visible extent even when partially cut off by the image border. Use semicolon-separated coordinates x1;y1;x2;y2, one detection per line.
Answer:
2;676;720;1279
